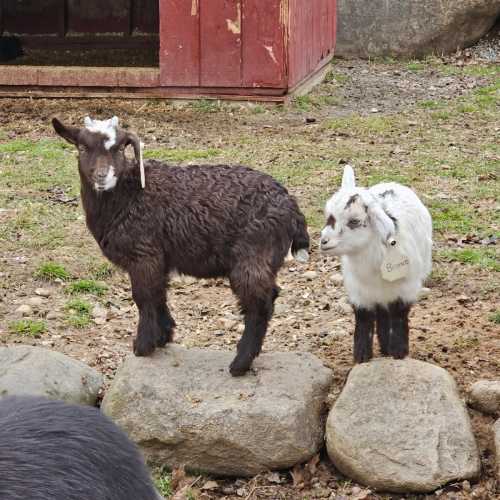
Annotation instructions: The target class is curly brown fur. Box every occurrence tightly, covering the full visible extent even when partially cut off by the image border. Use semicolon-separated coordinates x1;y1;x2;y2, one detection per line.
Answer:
0;396;161;500
52;117;309;376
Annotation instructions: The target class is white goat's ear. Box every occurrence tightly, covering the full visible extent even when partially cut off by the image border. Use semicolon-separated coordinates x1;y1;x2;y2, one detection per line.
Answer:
367;202;396;242
84;116;93;128
110;116;119;128
341;164;356;189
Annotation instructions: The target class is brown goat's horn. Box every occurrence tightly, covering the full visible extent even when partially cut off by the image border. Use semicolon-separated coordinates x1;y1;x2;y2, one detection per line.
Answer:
125;133;145;189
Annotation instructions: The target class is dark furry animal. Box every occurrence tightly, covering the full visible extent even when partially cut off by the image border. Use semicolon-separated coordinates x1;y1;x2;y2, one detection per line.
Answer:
0;36;23;62
52;117;310;376
0;396;161;500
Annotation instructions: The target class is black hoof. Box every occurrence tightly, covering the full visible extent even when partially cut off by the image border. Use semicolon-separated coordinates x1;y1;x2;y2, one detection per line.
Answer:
229;356;252;377
133;337;156;357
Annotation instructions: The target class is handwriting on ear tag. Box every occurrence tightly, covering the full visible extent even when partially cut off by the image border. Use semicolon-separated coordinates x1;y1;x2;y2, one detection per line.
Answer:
381;244;409;281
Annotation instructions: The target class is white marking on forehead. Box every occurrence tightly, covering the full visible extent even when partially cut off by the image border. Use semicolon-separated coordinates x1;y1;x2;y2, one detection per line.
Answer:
84;116;119;150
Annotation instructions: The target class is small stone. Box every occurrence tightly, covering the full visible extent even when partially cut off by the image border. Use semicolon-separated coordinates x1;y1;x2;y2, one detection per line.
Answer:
330;273;343;286
462;480;471;492
91;305;107;320
15;304;33;317
35;288;51;297
469;380;500;415
46;311;59;320
370;107;379;113
418;287;431;299
303;270;318;280
27;297;44;309
201;481;218;491
457;294;470;304
94;317;107;326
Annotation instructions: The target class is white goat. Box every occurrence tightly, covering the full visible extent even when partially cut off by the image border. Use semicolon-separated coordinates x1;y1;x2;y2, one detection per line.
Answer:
320;165;432;362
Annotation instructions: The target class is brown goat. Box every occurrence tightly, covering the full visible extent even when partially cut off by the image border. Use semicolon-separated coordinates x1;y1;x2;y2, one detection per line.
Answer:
52;117;310;376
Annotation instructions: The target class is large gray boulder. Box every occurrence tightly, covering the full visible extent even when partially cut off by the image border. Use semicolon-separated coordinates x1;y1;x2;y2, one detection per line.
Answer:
469;380;500;415
102;345;333;476
494;419;500;481
0;345;103;406
326;358;480;493
336;1;500;57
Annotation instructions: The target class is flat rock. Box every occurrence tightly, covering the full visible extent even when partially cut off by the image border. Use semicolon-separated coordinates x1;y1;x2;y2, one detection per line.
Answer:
336;0;500;57
326;358;480;493
494;419;500;481
102;345;333;476
469;380;500;415
15;304;32;317
0;345;103;406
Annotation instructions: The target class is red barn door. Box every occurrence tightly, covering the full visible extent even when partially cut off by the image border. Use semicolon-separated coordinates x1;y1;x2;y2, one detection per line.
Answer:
159;0;286;89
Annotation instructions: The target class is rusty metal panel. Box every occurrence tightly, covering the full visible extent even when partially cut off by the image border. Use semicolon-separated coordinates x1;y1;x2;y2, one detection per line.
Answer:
200;0;241;87
67;0;129;34
160;0;200;86
242;0;285;88
2;0;60;35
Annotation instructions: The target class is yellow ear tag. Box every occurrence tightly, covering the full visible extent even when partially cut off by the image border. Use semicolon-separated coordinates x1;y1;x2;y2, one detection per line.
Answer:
381;239;410;282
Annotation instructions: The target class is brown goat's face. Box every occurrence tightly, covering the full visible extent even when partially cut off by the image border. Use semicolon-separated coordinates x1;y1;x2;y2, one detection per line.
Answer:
52;117;141;193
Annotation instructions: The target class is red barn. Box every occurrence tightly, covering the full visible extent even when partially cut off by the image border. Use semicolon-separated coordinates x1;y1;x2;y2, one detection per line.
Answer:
0;0;336;101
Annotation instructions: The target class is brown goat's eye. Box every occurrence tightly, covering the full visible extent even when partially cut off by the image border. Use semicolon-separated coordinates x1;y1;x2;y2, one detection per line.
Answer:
118;145;126;153
327;215;335;227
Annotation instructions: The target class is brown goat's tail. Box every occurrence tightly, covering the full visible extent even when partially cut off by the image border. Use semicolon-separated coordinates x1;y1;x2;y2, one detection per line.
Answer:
291;212;310;263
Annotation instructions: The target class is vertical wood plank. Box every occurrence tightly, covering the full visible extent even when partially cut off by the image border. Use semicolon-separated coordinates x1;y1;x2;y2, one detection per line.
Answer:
57;0;68;38
200;0;241;87
242;0;285;87
159;0;200;86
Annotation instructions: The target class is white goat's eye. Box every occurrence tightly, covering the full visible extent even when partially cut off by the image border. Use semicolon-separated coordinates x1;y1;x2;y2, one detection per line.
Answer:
347;218;361;229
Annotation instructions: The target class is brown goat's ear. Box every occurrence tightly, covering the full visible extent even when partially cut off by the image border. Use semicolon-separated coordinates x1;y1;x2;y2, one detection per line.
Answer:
123;132;141;163
52;118;80;145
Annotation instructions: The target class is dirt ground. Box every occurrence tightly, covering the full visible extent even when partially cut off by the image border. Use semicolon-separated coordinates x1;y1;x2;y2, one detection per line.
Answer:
0;49;499;500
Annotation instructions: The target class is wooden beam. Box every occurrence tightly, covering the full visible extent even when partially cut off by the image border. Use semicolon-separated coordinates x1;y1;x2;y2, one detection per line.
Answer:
128;0;135;37
57;0;68;38
0;0;4;36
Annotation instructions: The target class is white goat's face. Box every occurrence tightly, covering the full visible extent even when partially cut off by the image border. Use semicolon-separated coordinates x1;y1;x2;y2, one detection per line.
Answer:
52;116;142;193
320;190;374;256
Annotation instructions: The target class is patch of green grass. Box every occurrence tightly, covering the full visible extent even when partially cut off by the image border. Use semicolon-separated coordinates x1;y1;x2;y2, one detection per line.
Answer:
34;262;70;281
190;99;220;113
248;104;266;114
65;298;92;328
155;472;172;498
418;100;442;109
90;262;115;280
407;61;426;72
429;200;483;234
453;335;480;351
328;114;398;136
324;70;350;85
9;320;46;336
143;147;220;162
439;248;499;272
488;311;500;324
66;279;107;296
430;110;452;121
294;94;341;111
0;139;77;195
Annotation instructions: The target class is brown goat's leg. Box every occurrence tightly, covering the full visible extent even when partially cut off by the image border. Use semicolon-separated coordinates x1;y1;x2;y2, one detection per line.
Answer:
157;303;176;348
229;269;277;376
129;264;166;357
388;300;410;359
